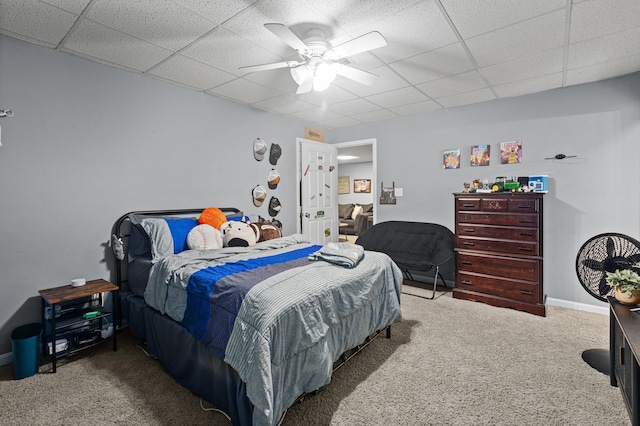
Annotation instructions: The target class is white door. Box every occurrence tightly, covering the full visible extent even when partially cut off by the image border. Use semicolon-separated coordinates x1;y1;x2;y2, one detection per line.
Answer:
297;138;338;245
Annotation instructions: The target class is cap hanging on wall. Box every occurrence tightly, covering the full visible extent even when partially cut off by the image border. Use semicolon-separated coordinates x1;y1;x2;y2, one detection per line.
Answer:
269;143;282;165
254;138;267;161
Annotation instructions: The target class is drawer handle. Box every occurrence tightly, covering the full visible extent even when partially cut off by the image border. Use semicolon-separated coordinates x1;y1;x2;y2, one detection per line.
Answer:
517;219;532;223
461;261;472;265
519;232;533;236
620;346;625;365
463;242;475;246
463;228;475;232
518;247;532;251
461;280;473;286
462;203;475;208
520;290;533;296
516;205;531;209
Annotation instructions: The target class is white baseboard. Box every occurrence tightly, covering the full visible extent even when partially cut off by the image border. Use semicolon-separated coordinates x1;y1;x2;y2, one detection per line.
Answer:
546;297;609;316
0;351;13;367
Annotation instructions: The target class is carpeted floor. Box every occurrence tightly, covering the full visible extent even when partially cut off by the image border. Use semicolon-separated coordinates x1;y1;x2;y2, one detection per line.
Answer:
0;286;630;425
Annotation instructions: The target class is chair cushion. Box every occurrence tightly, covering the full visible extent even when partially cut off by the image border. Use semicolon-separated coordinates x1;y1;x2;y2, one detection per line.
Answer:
339;203;355;219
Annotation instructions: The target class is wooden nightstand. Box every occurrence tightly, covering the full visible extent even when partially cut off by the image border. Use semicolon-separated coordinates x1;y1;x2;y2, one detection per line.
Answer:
39;279;118;373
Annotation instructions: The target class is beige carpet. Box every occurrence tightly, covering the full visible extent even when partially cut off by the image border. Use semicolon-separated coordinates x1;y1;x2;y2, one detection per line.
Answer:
0;287;630;425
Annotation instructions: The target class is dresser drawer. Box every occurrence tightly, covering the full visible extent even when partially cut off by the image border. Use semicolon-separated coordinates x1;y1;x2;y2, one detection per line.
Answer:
457;237;539;256
456;198;480;211
509;198;538;213
456;252;540;282
480;198;508;211
456;224;538;241
457;212;538;227
457;272;541;303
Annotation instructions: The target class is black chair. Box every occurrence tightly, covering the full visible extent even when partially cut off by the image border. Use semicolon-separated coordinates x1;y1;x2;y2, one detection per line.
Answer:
356;221;455;299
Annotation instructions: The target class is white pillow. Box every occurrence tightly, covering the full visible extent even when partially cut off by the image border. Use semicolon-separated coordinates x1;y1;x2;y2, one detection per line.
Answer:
187;224;223;250
351;204;363;220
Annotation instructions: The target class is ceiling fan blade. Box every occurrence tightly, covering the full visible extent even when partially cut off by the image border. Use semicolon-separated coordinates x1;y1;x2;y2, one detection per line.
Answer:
332;31;387;58
296;76;314;94
239;60;302;73
336;65;378;86
264;23;308;53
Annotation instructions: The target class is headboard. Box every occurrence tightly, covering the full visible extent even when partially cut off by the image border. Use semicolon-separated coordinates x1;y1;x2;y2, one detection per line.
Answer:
111;208;241;293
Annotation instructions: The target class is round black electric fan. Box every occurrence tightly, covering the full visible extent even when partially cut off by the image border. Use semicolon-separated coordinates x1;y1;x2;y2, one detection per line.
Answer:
575;232;640;375
576;233;640;302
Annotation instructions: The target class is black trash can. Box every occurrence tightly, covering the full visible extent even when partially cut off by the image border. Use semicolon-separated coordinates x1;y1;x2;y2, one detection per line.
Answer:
11;323;42;380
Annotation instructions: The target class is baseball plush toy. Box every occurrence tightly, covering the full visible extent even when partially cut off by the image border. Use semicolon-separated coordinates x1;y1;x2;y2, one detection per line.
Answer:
186;224;224;250
221;221;257;247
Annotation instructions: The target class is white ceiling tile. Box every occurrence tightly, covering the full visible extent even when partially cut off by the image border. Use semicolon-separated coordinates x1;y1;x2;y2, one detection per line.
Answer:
466;10;565;67
333;65;409;97
350;109;399;123
319;116;363;129
243;68;300;93
481;48;564;85
86;0;215;52
0;0;78;45
147;55;236;90
41;0;91;15
388;100;442;116
326;98;380;116
61;20;173;71
441;0;566;39
288;107;343;123
183;27;282;75
207;78;281;104
568;27;640;70
252;93;317;115
565;57;640;87
493;73;563;98
364;1;459;63
366;87;429;108
570;0;640;43
173;0;258;25
417;70;487;98
390;43;475;84
436;88;496;108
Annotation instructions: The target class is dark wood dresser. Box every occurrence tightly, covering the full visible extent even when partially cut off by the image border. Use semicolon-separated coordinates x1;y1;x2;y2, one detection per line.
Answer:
453;192;545;316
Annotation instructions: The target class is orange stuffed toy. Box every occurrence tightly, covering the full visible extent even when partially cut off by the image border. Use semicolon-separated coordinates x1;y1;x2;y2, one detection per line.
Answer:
199;207;227;230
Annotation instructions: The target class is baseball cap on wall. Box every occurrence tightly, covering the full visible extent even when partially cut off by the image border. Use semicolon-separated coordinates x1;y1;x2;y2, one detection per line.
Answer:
267;169;280;189
252;185;266;207
254;138;267;161
268;197;281;217
269;143;282;165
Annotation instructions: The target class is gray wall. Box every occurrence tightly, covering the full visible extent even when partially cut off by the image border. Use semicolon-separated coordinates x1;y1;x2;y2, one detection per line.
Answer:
330;73;640;310
338;162;374;205
0;35;306;355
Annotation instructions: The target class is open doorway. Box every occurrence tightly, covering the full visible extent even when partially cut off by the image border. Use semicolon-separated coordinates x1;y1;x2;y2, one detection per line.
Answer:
334;138;376;242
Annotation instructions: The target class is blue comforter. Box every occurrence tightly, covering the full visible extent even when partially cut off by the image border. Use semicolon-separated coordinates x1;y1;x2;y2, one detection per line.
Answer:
144;234;403;426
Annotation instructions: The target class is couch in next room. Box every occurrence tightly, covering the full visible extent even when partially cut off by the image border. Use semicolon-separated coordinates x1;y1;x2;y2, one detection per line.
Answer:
338;203;374;236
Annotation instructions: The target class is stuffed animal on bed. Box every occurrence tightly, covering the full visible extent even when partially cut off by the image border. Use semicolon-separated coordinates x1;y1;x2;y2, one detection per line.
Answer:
220;220;257;247
186;224;224;250
199;207;227;230
250;220;281;243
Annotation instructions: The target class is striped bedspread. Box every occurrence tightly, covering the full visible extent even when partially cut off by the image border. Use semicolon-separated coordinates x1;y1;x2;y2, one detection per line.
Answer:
144;234;403;426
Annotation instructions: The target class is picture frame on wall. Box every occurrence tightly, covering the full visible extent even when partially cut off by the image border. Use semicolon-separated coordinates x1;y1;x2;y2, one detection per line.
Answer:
354;179;371;193
338;176;350;194
443;148;461;169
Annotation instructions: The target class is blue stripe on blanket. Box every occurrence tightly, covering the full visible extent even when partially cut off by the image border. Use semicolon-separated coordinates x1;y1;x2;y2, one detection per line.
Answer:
183;245;322;358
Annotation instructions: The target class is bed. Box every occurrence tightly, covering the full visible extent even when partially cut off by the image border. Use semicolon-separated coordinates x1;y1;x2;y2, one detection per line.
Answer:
112;208;403;426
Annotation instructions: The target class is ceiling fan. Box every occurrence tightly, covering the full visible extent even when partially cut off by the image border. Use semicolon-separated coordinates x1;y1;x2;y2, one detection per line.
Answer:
239;23;387;94
544;153;577;160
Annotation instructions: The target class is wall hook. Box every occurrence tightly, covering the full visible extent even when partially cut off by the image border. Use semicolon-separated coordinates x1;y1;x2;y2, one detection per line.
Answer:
0;110;14;118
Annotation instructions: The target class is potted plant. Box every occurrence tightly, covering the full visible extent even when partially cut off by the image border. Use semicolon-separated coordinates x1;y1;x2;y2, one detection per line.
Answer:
606;268;640;305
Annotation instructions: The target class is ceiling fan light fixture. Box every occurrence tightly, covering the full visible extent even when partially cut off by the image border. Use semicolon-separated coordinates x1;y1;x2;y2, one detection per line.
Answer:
312;62;339;92
290;65;311;84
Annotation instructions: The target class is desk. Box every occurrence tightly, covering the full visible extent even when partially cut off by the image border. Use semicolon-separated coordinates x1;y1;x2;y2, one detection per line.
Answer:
609;296;640;425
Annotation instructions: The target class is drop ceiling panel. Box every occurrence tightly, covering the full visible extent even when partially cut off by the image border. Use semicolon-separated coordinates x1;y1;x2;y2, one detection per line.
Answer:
333;65;409;97
366;87;430;109
568;27;640;70
62;20;173;72
297;84;359;106
0;0;78;46
41;0;91;15
182;27;282;75
390;43;475;85
416;70;488;99
320;116;362;129
388;100;442;116
351;109;398;123
207;78;281;104
288;107;344;123
243;68;300;93
566;55;640;87
86;0;215;52
440;0;566;39
436;88;496;108
466;10;565;67
570;0;640;43
493;73;563;98
481;48;563;85
173;0;258;25
148;54;236;90
252;93;317;115
326;98;380;116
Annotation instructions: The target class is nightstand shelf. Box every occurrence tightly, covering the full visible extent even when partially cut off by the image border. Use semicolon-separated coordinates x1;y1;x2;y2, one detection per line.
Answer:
39;279;118;373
